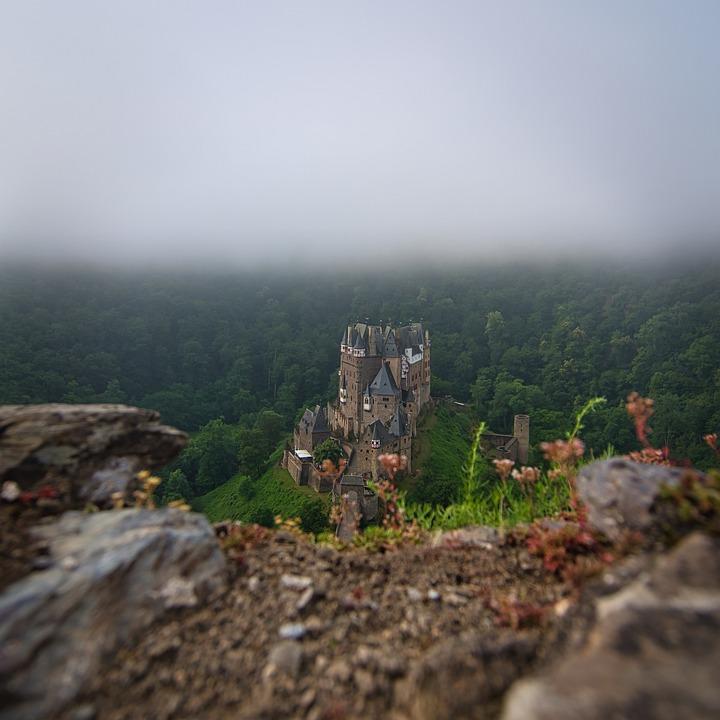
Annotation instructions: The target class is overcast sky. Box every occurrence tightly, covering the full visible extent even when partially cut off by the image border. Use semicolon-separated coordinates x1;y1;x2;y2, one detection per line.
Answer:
1;1;719;267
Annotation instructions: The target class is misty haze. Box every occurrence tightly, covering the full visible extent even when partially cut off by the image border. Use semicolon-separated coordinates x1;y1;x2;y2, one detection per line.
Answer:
1;1;719;266
2;4;720;720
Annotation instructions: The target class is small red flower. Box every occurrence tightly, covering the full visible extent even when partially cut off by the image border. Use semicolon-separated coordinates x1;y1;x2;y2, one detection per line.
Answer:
37;485;59;499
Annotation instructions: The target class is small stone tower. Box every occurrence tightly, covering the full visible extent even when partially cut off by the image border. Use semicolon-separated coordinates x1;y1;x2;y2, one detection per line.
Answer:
513;414;530;465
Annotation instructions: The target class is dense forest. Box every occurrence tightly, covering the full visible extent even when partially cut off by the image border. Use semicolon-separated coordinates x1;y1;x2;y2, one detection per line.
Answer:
1;261;719;506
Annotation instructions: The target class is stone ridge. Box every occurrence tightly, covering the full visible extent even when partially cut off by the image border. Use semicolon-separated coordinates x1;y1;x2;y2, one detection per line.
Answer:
0;508;227;720
0;403;187;508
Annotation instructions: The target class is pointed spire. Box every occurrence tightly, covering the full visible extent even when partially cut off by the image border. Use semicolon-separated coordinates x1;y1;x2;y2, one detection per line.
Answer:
369;362;400;396
383;329;399;357
370;420;384;448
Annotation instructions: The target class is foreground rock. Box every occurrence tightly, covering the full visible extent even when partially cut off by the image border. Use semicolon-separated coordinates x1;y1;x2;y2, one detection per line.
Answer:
396;632;538;720
502;532;720;720
0;509;226;720
576;458;697;540
57;529;562;720
0;404;187;507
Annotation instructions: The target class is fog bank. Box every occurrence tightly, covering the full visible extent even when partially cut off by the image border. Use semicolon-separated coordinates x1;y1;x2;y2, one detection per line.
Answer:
1;1;719;267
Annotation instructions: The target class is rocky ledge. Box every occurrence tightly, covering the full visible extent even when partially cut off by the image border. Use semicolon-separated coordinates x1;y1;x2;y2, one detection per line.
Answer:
0;403;187;508
0;509;227;720
0;403;718;720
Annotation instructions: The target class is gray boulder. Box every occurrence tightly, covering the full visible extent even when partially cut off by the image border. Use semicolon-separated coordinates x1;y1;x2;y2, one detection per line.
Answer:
0;404;187;507
576;458;697;540
502;532;720;720
0;509;226;720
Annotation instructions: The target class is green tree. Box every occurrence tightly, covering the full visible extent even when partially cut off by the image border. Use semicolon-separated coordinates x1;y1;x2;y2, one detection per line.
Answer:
249;505;275;527
237;427;267;479
163;469;192;503
191;419;242;496
313;438;343;467
299;500;329;534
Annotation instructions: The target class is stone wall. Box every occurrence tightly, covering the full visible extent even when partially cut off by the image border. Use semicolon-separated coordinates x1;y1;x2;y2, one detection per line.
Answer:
284;450;309;486
308;467;334;493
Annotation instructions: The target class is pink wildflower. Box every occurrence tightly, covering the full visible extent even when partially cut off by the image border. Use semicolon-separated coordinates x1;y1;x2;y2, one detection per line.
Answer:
493;458;515;482
511;465;541;490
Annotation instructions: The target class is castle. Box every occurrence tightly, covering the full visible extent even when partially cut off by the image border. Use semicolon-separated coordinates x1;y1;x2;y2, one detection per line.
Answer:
282;322;430;515
284;321;529;517
330;322;431;474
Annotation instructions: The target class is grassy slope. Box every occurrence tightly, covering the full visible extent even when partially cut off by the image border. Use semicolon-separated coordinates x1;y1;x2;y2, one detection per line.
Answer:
405;403;475;505
194;404;475;525
193;465;330;525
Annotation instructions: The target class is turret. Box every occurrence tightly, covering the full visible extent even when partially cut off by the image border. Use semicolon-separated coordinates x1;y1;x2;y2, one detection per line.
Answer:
513;414;530;465
353;330;367;357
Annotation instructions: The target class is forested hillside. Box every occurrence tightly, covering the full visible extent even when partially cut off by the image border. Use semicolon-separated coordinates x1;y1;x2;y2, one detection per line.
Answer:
1;261;718;487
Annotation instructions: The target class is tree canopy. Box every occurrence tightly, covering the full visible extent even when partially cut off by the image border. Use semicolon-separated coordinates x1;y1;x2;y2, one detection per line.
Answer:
1;261;718;483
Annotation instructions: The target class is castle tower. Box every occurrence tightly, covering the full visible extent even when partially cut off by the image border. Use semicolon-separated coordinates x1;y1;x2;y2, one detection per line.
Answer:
513;414;530;465
331;321;430;445
422;328;431;403
382;328;402;387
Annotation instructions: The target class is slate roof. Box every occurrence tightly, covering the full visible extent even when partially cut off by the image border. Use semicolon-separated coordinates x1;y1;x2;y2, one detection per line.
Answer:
383;330;399;357
369;363;400;397
340;474;366;487
312;405;329;433
342;322;428;358
301;405;329;434
388;406;408;437
397;323;425;351
368;419;392;445
353;331;367;351
367;326;385;356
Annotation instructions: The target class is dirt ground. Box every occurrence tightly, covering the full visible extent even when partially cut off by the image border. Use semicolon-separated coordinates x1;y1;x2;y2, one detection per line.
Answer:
58;528;569;720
